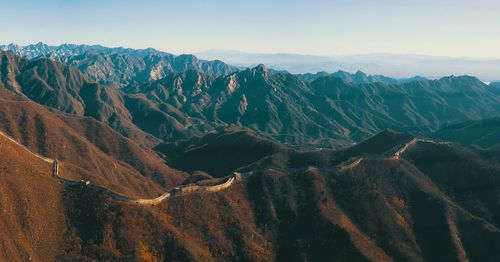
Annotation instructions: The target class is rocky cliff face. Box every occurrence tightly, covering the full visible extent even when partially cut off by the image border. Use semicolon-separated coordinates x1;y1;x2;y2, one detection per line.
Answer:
2;46;500;261
3;50;500;148
1;42;238;86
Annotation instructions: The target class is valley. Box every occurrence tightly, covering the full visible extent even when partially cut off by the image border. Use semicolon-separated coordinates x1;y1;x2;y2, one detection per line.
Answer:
0;43;499;261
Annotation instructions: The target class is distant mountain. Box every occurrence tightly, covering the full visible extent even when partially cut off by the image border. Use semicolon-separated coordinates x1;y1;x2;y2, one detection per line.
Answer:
197;50;500;82
2;46;500;261
299;70;427;84
309;74;500;138
430;117;500;149
124;64;352;147
1;42;238;86
3;51;500;148
127;63;500;147
1;42;172;59
1;51;217;144
56;51;236;87
491;82;500;88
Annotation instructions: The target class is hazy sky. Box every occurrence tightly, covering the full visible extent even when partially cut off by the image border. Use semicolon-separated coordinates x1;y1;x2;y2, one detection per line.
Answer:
2;0;500;58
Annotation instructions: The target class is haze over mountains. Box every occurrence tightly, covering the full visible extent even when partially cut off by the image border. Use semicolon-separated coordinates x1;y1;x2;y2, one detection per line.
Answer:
1;42;500;261
2;46;500;148
197;50;500;82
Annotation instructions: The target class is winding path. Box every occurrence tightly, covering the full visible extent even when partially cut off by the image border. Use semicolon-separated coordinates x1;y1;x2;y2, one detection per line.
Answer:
0;129;239;206
339;157;364;171
392;138;451;160
52;159;239;206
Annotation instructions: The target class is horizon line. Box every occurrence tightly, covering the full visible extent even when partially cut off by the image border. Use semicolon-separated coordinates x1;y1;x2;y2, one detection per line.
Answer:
3;41;500;61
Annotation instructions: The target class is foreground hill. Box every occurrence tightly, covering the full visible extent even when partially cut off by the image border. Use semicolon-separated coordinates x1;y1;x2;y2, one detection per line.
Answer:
1;99;500;261
155;127;284;176
3;43;500;261
0;88;186;197
0;129;66;262
59;131;500;261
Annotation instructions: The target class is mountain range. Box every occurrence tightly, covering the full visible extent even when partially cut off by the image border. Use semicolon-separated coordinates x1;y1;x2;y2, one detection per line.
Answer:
1;43;500;261
430;117;500;149
196;50;500;82
1;42;237;86
298;70;428;84
2;48;499;148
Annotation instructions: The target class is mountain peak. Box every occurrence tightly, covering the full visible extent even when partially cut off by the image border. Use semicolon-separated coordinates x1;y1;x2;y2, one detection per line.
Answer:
354;70;367;76
255;64;267;71
438;75;484;85
249;64;269;78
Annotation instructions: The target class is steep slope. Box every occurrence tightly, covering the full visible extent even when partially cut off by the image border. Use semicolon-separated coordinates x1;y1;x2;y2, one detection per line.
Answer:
0;129;66;262
430;117;500;149
51;130;500;261
56;113;186;185
132;65;500;148
5;50;500;151
311;75;500;139
0;50;159;146
0;88;185;197
2;101;500;262
1;51;218;145
5;50;500;148
131;65;356;147
1;42;237;86
155;127;283;177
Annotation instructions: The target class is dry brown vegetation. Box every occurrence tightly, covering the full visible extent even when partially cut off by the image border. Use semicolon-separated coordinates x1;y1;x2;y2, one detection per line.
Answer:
1;50;500;261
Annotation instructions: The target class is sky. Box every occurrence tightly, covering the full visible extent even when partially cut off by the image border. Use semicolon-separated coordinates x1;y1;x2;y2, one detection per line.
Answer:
1;0;500;58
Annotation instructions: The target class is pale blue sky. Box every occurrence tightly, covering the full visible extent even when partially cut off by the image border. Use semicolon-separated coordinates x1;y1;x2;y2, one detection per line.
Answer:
1;0;500;58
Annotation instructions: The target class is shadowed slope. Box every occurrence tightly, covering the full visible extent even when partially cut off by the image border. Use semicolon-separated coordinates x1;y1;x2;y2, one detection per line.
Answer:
55;130;500;261
0;88;185;197
431;117;500;149
155;127;283;177
0;51;159;146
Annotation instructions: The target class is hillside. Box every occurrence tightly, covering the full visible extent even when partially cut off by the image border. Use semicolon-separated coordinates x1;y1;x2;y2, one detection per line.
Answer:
431;117;500;149
2;1;500;260
0;88;186;197
2;46;500;261
310;75;500;139
1;42;238;86
1;87;500;261
54;130;500;261
131;65;500;147
3;50;500;148
0;128;66;262
155;127;284;176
